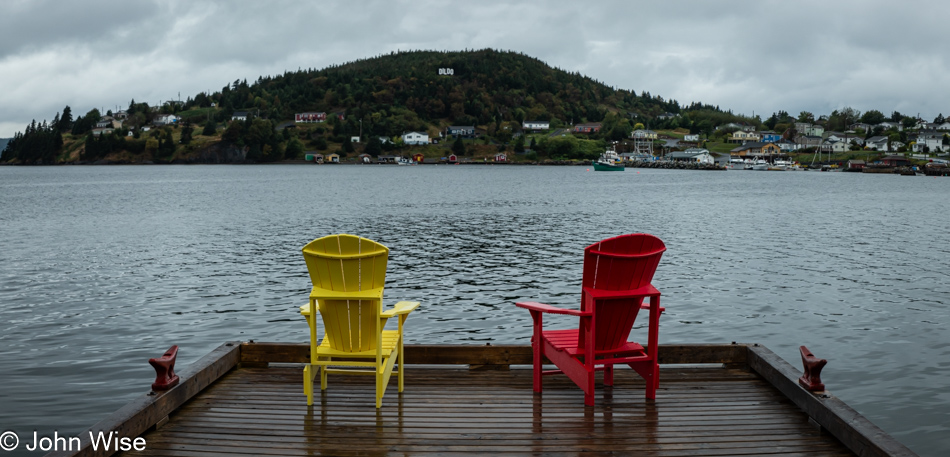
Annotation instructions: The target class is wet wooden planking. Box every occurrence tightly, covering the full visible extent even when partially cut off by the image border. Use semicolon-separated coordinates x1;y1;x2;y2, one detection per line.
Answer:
117;365;854;456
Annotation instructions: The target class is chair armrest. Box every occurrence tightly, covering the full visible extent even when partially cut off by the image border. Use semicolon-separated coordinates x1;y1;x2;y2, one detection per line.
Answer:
583;284;660;300
515;301;591;316
380;301;420;318
300;302;319;316
309;286;384;301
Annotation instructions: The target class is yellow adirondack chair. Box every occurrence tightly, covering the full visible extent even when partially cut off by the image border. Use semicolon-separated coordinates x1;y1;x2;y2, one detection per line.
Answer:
300;234;420;408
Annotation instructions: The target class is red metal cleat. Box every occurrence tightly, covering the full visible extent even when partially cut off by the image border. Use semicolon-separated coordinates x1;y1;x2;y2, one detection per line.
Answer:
149;345;180;391
798;345;827;391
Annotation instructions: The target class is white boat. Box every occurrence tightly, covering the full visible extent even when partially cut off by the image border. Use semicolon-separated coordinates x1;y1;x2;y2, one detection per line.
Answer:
396;157;414;166
745;158;769;170
592;147;624;171
773;159;801;171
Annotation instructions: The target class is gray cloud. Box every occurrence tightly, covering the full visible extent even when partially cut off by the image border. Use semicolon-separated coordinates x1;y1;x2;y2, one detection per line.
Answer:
3;0;949;137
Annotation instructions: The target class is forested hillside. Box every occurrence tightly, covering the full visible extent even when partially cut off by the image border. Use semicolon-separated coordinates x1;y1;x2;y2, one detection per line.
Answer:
3;49;757;164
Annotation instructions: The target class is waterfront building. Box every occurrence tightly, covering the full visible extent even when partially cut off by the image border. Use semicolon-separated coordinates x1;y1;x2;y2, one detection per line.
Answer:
402;131;429;145
730;141;781;157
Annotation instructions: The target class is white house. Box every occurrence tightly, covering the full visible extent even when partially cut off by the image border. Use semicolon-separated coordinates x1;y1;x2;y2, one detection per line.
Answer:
773;139;797;152
523;120;550;130
913;131;944;153
670;148;713;164
683;133;700;142
875;121;903;132
865;136;888;151
795;123;824;137
350;136;360;143
819;140;850;153
826;133;862;146
631;129;657;139
402;131;429;145
154;114;179;125
231;111;249;121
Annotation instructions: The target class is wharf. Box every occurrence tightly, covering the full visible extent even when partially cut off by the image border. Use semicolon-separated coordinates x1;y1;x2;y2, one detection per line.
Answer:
51;343;917;457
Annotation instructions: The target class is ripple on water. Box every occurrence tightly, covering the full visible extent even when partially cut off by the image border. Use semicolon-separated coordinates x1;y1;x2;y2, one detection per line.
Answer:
0;166;947;455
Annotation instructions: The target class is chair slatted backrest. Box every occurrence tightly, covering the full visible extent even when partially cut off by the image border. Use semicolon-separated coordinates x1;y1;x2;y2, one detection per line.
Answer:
579;234;666;352
302;234;389;353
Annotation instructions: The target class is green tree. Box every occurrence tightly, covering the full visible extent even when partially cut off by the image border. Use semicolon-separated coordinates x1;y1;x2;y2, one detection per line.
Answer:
202;120;217;136
452;135;465;155
514;135;525;153
859;110;885;125
83;134;97;161
58;106;73;132
798;111;814;123
342;136;354;153
285;137;304;159
314;137;328;150
180;125;194;145
364;136;382;156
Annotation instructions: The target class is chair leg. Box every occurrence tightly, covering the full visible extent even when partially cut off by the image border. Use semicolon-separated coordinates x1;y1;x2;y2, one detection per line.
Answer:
604;364;614;387
646;361;659;400
376;370;384;409
304;365;313;406
584;368;596;406
397;339;404;393
320;357;328;390
532;341;543;393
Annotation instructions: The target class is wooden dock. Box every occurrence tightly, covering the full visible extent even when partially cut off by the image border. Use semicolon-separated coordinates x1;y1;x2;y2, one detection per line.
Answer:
51;343;918;457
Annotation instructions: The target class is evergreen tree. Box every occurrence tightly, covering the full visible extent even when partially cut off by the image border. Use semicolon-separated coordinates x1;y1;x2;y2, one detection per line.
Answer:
285;137;304;159
202;120;217;136
83;135;97;161
180;125;194;144
453;135;465;155
59;106;73;132
364;136;382;156
514;135;525;153
342;136;354;153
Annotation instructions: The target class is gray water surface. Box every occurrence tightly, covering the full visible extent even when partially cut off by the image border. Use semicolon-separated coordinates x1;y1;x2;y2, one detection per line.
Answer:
0;165;947;455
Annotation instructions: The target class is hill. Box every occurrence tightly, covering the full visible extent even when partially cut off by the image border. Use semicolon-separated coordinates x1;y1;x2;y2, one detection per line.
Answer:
0;138;9;157
228;49;682;133
3;49;756;164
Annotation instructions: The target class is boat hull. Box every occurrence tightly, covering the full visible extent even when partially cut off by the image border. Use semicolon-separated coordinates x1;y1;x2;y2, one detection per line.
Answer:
592;160;624;171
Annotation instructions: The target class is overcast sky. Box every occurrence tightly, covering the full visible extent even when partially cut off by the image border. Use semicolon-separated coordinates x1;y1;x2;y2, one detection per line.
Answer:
2;0;947;137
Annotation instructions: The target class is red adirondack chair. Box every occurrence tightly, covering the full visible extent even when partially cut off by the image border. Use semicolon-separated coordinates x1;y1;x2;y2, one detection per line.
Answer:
516;234;666;406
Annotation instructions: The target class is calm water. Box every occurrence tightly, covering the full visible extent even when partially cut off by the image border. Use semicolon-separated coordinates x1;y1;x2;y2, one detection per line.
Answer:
1;165;948;455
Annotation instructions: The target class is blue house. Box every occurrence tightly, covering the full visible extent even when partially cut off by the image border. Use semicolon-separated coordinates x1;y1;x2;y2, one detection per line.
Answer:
447;126;476;137
760;132;782;143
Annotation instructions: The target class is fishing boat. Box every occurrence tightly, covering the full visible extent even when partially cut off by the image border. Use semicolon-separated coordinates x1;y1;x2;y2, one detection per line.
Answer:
592;147;624;171
774;159;802;171
745;158;770;170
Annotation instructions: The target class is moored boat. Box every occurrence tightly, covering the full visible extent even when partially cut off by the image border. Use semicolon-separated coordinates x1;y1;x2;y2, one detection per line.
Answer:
592;147;624;171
